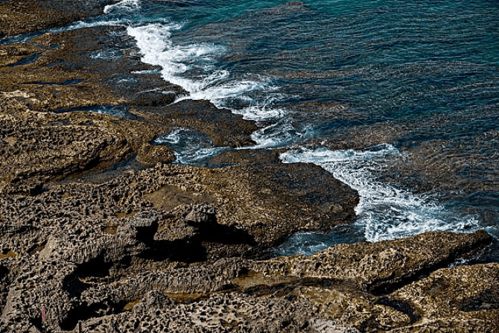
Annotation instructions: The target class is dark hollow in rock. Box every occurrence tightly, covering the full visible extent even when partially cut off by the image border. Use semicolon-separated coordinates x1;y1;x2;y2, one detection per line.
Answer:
59;299;131;331
460;289;499;312
375;297;421;324
53;105;139;120
6;53;40;67
24;78;84;86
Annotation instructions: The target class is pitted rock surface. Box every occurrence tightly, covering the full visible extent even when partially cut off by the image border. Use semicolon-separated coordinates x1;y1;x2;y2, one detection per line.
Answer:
0;3;497;332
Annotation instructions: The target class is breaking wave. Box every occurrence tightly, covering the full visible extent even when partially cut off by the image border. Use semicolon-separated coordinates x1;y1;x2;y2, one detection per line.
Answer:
280;144;480;242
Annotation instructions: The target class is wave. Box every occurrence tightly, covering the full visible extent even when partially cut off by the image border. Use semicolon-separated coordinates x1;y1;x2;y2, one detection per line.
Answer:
127;24;223;92
127;22;295;151
280;144;480;242
246;119;310;149
127;23;286;124
104;0;141;14
125;17;483;246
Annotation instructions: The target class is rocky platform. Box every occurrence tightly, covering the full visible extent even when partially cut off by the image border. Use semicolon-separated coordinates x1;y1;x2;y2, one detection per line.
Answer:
0;1;497;332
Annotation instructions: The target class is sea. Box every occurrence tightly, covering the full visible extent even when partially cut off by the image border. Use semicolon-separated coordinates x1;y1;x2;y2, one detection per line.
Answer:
6;0;499;256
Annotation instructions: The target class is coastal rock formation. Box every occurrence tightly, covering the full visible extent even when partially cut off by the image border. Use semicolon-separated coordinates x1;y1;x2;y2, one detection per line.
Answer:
0;2;497;332
0;92;174;193
0;0;119;37
0;223;495;332
247;231;493;293
0;154;359;257
390;263;499;332
0;24;256;147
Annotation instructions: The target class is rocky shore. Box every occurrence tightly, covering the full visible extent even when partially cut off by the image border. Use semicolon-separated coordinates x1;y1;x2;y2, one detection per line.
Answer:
0;1;497;332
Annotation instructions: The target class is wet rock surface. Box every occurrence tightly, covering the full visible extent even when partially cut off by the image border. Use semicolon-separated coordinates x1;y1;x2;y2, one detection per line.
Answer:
0;3;497;332
0;0;118;37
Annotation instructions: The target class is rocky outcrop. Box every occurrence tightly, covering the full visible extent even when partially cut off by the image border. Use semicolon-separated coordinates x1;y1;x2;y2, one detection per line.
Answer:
389;263;499;332
0;157;358;256
0;93;173;194
146;99;258;147
0;0;118;37
246;231;493;293
0;4;497;333
0;25;256;147
0;24;261;191
0;223;495;332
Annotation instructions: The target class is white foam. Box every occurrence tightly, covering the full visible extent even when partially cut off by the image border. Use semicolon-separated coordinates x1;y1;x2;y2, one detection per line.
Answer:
127;23;285;124
232;93;288;121
185;78;267;106
155;128;227;164
90;49;122;60
280;145;480;242
246;120;298;149
49;18;133;34
104;0;141;14
123;18;483;245
154;128;187;145
128;24;222;90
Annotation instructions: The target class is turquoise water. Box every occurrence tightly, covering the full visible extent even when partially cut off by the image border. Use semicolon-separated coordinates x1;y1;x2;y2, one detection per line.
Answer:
4;0;498;254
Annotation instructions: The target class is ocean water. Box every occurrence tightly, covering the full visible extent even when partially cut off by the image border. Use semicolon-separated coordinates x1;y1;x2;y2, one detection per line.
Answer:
6;0;499;255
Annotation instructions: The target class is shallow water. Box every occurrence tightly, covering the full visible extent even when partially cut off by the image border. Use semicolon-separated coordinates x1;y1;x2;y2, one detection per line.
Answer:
5;0;498;255
154;128;229;164
54;105;136;119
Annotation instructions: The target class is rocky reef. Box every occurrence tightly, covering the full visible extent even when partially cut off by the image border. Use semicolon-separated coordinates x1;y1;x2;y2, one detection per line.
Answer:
0;1;497;332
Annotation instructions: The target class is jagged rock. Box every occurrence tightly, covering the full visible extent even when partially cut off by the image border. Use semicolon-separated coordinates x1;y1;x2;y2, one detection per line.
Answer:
184;205;217;224
249;231;492;293
1;223;494;332
390;263;499;332
0;5;496;333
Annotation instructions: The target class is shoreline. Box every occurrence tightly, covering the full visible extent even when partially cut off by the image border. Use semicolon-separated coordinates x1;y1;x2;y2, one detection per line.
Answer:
0;1;497;332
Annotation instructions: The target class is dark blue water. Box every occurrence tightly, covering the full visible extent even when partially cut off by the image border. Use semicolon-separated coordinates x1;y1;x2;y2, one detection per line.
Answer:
8;0;499;254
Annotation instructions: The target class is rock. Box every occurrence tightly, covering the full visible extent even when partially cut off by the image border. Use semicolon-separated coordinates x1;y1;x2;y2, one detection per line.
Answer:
2;228;491;332
184;205;216;224
390;263;499;332
251;231;492;293
0;0;118;37
147;99;258;147
0;93;170;193
0;4;496;332
201;149;359;248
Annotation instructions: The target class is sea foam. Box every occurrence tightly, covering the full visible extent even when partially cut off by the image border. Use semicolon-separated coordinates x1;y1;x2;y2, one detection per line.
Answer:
104;0;141;14
127;23;286;124
126;18;481;245
154;128;227;164
280;144;480;242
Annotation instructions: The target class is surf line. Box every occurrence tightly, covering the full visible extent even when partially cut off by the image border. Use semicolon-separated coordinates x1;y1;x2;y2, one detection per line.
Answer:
120;14;482;245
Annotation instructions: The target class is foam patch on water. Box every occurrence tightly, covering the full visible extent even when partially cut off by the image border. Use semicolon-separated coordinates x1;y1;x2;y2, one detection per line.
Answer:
232;93;288;121
104;0;141;14
128;24;220;89
154;128;227;164
53;19;129;33
247;120;299;149
280;144;480;242
90;49;123;60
